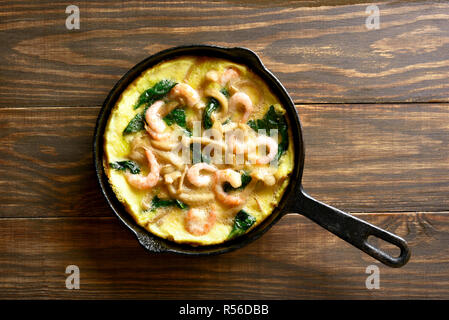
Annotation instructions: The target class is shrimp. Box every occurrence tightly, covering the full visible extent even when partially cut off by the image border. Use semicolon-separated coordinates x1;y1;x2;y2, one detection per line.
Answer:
187;163;217;187
145;126;170;141
125;148;160;190
248;135;278;165
169;83;204;109
144;100;171;141
220;67;240;86
145;100;166;133
213;169;244;206
229;92;253;123
185;208;216;236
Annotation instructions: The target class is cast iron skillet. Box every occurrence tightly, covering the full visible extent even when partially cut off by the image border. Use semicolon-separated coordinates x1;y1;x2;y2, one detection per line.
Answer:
93;45;411;267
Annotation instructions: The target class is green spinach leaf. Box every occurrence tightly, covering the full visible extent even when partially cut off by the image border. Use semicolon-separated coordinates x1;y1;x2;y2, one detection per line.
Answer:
247;105;289;162
163;108;186;128
228;210;256;239
151;196;188;211
134;79;177;110
109;160;141;174
124;80;177;135
220;87;230;98
222;118;231;125
174;199;189;210
183;127;193;137
123;113;145;135
223;171;252;193
203;97;220;129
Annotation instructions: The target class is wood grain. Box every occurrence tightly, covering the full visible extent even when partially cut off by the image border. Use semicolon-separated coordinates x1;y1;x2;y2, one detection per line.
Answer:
0;107;108;218
298;103;449;213
0;212;447;299
0;104;447;218
1;0;448;300
1;1;449;106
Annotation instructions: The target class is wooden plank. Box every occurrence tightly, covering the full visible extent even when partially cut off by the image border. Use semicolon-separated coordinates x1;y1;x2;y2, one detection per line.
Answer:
298;103;449;213
0;212;447;299
0;104;447;218
0;107;109;218
1;1;449;106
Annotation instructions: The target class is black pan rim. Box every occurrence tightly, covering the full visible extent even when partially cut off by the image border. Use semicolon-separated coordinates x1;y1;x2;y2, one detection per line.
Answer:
93;44;305;255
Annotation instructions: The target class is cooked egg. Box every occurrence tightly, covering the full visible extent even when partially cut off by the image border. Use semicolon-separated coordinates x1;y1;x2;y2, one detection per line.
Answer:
103;56;294;245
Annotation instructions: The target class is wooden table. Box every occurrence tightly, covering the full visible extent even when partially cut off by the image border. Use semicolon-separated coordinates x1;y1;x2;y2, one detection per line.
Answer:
1;0;448;299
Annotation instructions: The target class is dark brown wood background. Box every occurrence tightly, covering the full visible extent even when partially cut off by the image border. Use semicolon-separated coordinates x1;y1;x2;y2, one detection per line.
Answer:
0;0;448;299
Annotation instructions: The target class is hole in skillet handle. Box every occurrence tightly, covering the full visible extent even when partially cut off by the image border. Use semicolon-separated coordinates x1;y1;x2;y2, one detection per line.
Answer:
366;235;401;258
284;187;411;268
362;223;411;268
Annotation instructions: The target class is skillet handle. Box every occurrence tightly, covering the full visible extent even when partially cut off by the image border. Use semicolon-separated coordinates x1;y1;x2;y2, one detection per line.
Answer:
289;189;411;268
